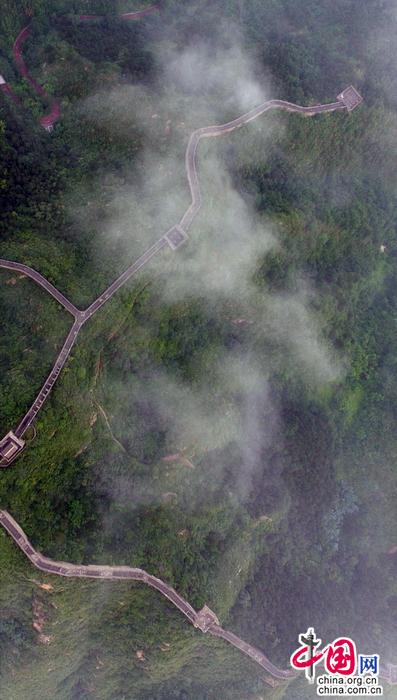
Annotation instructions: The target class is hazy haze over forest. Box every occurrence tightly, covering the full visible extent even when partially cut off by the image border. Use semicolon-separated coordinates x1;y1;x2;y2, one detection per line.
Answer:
0;1;396;699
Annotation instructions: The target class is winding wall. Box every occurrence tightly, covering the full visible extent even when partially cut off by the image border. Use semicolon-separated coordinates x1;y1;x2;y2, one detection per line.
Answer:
0;12;373;684
0;509;295;680
1;92;349;454
1;510;394;684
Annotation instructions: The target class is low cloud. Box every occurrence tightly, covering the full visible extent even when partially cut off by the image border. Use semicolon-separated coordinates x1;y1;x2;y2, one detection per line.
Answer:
260;284;345;385
70;19;345;519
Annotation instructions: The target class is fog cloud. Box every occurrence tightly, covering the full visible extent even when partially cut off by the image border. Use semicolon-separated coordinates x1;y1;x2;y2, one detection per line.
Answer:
74;20;344;516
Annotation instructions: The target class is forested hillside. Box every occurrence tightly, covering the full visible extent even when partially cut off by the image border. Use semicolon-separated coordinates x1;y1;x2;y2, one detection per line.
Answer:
0;1;396;698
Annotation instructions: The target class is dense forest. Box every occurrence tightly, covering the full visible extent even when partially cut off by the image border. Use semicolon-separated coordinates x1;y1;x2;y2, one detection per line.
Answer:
0;0;396;698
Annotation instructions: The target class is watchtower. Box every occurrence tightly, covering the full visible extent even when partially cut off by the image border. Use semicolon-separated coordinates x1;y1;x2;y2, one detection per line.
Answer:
0;431;25;466
164;225;188;250
194;605;220;633
337;85;363;112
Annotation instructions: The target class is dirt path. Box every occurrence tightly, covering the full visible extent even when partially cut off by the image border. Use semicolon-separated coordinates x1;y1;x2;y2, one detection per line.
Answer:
11;5;160;130
13;24;61;130
95;401;128;454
